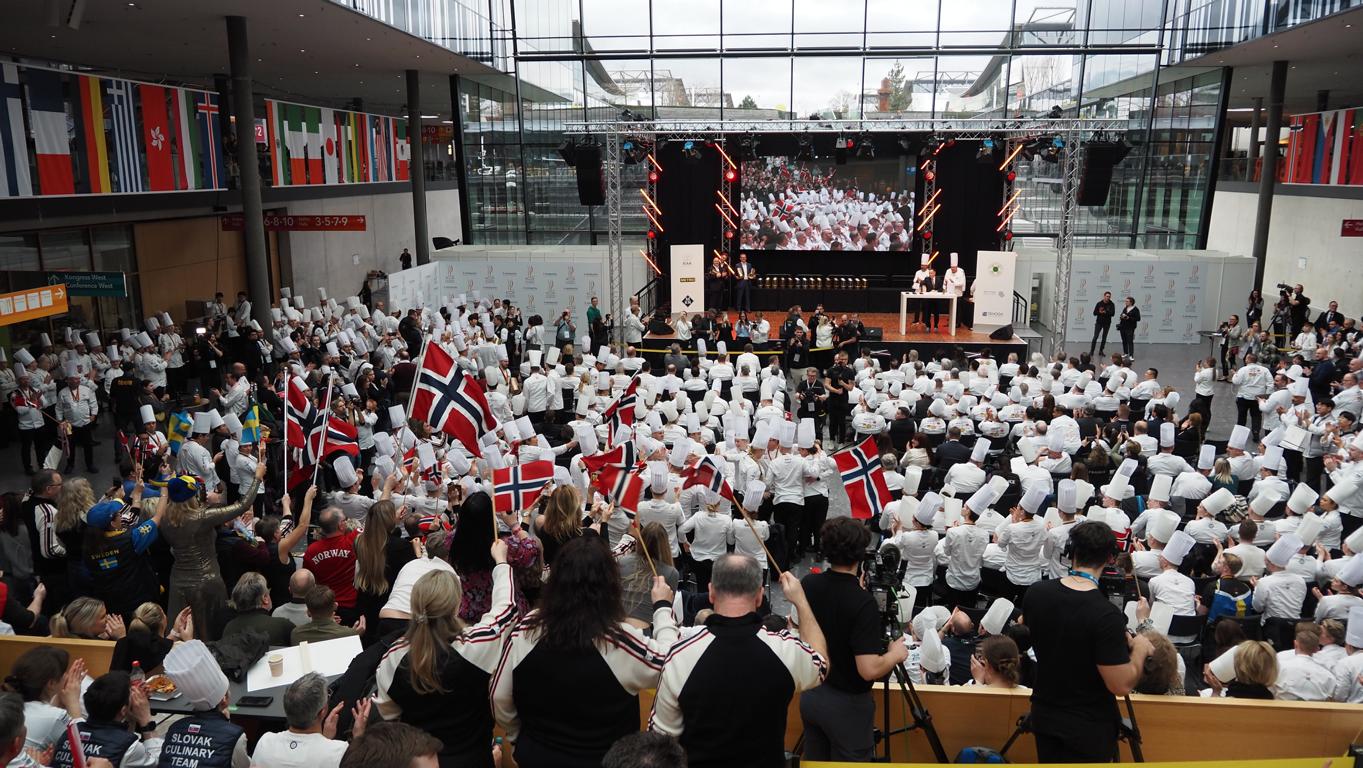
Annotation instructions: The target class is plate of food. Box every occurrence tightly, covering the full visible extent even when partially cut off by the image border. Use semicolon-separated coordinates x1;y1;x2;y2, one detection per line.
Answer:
146;675;180;701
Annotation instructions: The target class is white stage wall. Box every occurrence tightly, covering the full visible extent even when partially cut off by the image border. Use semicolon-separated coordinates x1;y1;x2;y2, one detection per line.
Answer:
670;244;706;315
1012;247;1256;345
385;245;650;324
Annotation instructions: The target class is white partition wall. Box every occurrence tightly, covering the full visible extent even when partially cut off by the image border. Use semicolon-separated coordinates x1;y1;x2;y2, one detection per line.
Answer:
972;251;1017;333
1012;247;1257;344
385;245;650;324
670;244;706;315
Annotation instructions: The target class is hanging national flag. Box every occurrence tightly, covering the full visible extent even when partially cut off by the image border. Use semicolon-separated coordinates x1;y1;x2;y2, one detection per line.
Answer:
241;402;261;445
411;340;498;457
106;79;143;193
195;92;222;189
266;99;282;186
139;84;175;191
285;103;307;185
682;454;737;505
492;459;555;514
166;411;193;455
320;107;340;184
76;75;110;194
304;105;323;184
833;436;892;521
26;68;74;195
395;118;410;181
0;63;33;197
602;377;640;445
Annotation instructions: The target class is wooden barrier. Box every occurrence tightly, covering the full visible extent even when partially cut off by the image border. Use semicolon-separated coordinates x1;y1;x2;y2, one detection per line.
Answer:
640;684;1363;762
0;636;115;679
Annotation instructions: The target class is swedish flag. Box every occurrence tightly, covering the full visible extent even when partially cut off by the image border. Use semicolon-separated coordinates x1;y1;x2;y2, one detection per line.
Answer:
167;411;193;455
242;402;261;444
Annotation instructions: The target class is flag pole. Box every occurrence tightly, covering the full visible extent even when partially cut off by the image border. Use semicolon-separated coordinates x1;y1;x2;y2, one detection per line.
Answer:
632;518;658;578
311;375;336;487
406;328;430;421
737;504;783;579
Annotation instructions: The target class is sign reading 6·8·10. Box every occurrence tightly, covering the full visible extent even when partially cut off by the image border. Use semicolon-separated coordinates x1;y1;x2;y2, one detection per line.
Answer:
220;214;368;232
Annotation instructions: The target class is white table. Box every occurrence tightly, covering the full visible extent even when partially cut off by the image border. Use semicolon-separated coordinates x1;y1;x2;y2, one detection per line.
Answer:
900;291;960;336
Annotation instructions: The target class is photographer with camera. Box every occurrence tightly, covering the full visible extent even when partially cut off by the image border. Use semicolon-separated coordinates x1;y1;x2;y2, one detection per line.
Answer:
1022;520;1152;763
799;517;909;762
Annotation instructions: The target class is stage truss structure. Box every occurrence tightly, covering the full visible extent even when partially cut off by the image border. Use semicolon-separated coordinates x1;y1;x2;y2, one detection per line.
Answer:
569;118;1125;353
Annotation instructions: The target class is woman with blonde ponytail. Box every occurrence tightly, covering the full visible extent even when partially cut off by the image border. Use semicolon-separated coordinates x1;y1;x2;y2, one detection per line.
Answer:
376;538;518;768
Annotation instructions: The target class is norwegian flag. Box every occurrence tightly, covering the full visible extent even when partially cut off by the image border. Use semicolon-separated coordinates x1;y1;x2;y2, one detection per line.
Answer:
601;376;639;446
285;377;325;462
411;341;497;458
833;436;892;521
682;454;736;505
597;462;647;513
581;440;637;477
319;416;360;460
492;460;555;514
401;445;442;484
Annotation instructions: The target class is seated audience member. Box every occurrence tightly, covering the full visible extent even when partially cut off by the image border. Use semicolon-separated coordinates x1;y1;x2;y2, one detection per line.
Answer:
0;693;29;767
379;530;456;637
160;640;250;768
252;673;365;768
970;635;1027;690
339;722;442;768
110;603;190;674
50;596;124;640
273;569;317;627
221;572;295;646
4;647;83;761
52;671;160;768
1205;640;1279;699
650;554;828;768
292;586;364;645
602;732;687;768
1274;622;1337;701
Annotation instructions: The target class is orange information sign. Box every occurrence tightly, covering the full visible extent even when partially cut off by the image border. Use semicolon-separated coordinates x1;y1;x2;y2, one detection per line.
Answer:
0;284;69;326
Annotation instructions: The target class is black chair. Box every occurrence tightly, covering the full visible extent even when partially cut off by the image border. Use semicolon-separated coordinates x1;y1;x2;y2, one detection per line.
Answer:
1262;617;1299;652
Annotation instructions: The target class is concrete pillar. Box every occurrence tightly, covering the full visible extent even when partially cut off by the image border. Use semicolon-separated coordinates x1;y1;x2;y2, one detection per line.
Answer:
226;16;274;332
1250;61;1288;288
1248;96;1262;167
406;69;431;266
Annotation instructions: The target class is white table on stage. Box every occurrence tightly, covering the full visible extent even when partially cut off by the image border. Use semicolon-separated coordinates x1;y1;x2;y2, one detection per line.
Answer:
899;291;960;337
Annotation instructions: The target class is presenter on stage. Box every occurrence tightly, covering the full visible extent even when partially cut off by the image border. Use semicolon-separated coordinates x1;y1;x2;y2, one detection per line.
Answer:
913;253;939;330
734;253;756;312
1091;291;1115;356
1118;296;1141;359
942;253;967;331
709;254;732;310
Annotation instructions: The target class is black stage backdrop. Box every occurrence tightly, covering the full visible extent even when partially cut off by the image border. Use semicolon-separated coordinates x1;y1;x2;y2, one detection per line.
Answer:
654;140;722;310
652;135;1002;311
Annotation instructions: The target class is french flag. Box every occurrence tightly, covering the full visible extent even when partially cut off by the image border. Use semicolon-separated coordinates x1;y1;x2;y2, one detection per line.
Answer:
26;68;74;195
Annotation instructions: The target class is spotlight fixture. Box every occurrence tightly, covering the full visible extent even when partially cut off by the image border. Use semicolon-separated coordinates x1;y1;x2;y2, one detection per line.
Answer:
1005;170;1016;182
898;135;913;153
681;139;702;162
856;132;875;158
622;137;651;165
1047;105;1064;119
976;138;994;163
739;133;759;154
648;170;660;183
724;167;737;182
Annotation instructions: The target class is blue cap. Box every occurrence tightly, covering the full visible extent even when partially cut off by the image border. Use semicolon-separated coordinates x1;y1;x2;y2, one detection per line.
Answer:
87;500;125;530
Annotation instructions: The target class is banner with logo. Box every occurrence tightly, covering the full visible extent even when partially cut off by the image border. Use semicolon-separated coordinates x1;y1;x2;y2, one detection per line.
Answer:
972;250;1015;332
1068;259;1203;344
669;244;706;316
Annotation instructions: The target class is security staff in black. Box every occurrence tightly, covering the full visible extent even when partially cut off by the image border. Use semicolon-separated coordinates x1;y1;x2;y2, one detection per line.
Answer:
55;671;160;768
822;352;856;447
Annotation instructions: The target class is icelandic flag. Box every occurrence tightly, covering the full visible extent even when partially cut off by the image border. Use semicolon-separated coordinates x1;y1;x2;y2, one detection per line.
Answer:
833;436;892;521
411;340;498;457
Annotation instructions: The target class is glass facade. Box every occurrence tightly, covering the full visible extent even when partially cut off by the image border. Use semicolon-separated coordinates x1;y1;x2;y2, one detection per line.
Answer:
353;0;1357;247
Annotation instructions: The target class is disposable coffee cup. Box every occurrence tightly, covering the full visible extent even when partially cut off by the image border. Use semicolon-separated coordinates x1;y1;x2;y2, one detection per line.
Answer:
267;652;284;677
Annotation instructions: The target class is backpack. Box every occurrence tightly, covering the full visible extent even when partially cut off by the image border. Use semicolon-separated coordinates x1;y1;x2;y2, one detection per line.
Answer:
1218;494;1250;525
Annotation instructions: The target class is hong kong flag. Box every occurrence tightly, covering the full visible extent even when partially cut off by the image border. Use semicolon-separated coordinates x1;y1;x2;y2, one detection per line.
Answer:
492;460;554;514
833;436;892;521
411;340;497;457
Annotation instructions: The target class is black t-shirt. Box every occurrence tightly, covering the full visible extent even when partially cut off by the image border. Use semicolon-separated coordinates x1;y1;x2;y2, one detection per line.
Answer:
800;570;883;694
1022;580;1129;732
824;364;855;407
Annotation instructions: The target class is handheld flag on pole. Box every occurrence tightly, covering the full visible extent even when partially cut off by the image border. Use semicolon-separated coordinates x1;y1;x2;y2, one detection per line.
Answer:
241;401;261;444
166;411;193;455
833;436;892;521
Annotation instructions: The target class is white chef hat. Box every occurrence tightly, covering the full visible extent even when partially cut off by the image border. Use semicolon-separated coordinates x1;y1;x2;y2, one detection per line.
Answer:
1347;606;1363;647
1261;446;1284;471
192;411;214;434
1056;479;1077;515
1287;484;1318;514
1149;474;1173;503
334;457;358;488
1267;533;1303;568
981;598;1014;635
1208;644;1239;684
1228;425;1250;451
1249;492;1276;518
1148;509;1180;544
970;439;990;464
1159;422;1175;448
1201;488;1235;516
1197;444;1216;471
1340;556;1363;589
797;419;815;449
965;483;998;515
1162;530;1195;566
1019;487;1047;516
162;640;229;709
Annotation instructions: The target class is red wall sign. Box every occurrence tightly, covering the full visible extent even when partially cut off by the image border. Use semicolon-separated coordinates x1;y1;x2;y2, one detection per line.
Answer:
1342;220;1363;237
221;214;368;232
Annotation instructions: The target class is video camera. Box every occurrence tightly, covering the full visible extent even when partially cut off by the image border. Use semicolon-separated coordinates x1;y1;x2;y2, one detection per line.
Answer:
863;543;908;630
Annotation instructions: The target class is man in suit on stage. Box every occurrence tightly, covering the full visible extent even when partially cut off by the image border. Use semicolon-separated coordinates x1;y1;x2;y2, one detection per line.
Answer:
709;254;732;310
1091;291;1115;356
734;253;756;312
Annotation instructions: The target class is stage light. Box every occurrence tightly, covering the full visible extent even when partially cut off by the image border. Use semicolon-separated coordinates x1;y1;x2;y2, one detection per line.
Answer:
739;133;759;154
983;139;995;149
898;136;913;152
725;229;735;239
856;133;875;158
922;230;932;240
1052;136;1065;148
724;167;737;182
945;138;956;148
976;141;994;163
796;131;814;160
924;169;935;182
1006;170;1016;182
680;140;702;163
1002;230;1014;241
647;230;657;240
648;170;659;183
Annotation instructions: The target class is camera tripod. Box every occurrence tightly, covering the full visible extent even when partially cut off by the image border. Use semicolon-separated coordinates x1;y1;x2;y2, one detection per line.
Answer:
875;661;949;763
998;695;1145;763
